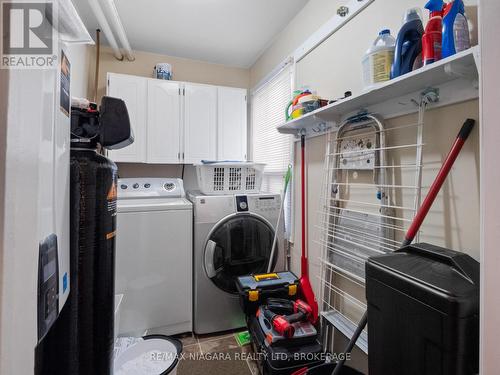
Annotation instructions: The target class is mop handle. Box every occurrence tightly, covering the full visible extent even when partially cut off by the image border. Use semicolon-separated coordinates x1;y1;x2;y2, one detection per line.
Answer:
331;119;475;375
301;135;308;278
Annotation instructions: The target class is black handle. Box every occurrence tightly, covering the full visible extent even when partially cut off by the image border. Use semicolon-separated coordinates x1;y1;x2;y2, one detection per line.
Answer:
458;118;475;141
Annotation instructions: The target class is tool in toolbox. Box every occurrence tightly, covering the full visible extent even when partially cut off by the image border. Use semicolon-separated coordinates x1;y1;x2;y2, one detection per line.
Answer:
236;271;299;315
248;312;324;375
263;299;313;338
331;119;476;375
258;298;314;340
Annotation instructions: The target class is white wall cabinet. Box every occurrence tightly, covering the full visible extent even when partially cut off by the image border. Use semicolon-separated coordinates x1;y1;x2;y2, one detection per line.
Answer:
217;87;247;161
183;83;217;164
147;80;181;163
106;73;247;164
107;73;147;162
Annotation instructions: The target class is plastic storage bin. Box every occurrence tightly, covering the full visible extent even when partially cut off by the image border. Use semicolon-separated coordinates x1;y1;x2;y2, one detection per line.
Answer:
196;162;265;195
366;243;479;375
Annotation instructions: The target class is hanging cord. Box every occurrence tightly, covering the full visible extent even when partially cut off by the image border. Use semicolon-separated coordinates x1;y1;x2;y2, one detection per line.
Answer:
94;29;100;103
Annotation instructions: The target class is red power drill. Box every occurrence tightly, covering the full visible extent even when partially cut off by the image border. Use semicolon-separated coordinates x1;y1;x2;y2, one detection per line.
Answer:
261;299;313;338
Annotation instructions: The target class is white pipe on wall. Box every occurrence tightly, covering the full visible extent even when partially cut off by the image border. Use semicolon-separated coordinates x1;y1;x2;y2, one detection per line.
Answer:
88;0;123;60
101;0;135;61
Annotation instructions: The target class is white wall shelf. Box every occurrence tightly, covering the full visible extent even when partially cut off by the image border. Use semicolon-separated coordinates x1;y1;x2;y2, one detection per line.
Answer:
278;46;480;137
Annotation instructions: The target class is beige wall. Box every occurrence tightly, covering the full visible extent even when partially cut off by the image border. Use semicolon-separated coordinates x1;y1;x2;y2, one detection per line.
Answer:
250;0;344;87
251;1;480;371
296;0;478;99
251;0;478;88
89;46;250;103
90;46;251;180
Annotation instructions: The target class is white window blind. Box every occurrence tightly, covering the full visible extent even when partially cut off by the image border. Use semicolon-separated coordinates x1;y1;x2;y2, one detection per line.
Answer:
251;66;293;189
251;65;293;239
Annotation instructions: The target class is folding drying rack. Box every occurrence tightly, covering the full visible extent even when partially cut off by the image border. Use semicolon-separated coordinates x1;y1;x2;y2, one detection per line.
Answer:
316;100;431;353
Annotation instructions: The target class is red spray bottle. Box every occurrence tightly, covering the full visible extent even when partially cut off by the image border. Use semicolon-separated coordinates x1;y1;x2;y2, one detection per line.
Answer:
422;0;445;65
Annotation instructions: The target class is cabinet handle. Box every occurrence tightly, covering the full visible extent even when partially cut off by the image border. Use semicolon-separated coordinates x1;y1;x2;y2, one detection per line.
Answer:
182;152;185;160
177;152;180;160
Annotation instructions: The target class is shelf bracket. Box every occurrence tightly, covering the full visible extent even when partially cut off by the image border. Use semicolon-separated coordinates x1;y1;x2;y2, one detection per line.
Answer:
421;88;440;105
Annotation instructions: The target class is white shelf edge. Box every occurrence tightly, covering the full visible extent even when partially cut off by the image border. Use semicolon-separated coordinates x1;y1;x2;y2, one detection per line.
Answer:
278;46;480;138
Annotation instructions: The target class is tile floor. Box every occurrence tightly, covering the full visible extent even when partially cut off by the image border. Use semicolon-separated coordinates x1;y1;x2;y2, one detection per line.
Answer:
173;330;259;375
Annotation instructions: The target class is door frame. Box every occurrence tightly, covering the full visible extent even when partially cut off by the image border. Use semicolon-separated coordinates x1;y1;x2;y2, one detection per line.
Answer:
479;1;500;373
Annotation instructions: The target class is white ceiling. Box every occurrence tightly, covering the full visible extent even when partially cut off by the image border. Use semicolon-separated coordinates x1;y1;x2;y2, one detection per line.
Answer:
75;0;309;68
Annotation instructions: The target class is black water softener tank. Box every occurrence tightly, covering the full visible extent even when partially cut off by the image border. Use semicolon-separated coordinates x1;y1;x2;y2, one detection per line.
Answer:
366;243;479;375
52;96;133;374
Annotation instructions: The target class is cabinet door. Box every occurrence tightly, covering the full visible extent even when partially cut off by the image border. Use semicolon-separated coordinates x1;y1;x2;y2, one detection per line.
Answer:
147;80;181;163
217;87;247;161
183;84;217;164
107;73;147;162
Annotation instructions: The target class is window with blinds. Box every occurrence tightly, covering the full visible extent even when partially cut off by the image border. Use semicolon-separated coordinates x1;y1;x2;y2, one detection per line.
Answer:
251;66;293;189
251;65;293;238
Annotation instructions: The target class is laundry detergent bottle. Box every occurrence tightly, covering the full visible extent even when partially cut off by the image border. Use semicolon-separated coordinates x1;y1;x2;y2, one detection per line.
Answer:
422;0;445;65
442;0;470;58
391;8;424;79
362;29;396;89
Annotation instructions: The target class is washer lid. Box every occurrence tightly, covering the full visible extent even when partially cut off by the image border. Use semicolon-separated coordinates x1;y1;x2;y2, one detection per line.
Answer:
114;335;182;375
118;198;192;213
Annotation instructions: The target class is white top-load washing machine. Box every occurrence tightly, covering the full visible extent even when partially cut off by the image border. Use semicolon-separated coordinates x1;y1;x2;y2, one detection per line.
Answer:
116;178;192;336
188;191;284;334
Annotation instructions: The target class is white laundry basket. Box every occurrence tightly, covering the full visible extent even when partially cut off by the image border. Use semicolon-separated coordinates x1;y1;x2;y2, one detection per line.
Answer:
196;162;265;195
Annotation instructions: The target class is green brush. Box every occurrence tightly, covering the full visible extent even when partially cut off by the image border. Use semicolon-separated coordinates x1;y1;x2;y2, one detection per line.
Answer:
267;164;292;273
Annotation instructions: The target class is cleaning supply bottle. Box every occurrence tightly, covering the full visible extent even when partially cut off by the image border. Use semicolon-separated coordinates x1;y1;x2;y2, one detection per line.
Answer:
442;0;471;58
391;8;424;79
422;0;445;65
362;29;396;89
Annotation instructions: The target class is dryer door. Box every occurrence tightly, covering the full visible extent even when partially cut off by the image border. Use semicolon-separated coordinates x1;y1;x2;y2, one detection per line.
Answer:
203;214;277;294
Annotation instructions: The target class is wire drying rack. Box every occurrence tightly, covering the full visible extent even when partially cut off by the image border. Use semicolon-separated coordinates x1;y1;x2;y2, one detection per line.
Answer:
316;96;435;353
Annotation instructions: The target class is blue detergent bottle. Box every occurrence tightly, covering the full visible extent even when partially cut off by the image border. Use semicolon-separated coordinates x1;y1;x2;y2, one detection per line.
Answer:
391;8;424;79
442;0;471;58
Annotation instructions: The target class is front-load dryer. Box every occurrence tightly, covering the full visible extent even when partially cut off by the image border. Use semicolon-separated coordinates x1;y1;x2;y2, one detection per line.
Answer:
188;191;284;334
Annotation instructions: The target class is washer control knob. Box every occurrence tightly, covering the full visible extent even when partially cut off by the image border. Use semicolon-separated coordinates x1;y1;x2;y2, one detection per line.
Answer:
164;182;175;191
120;184;128;190
144;183;151;188
239;201;248;210
133;183;139;189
